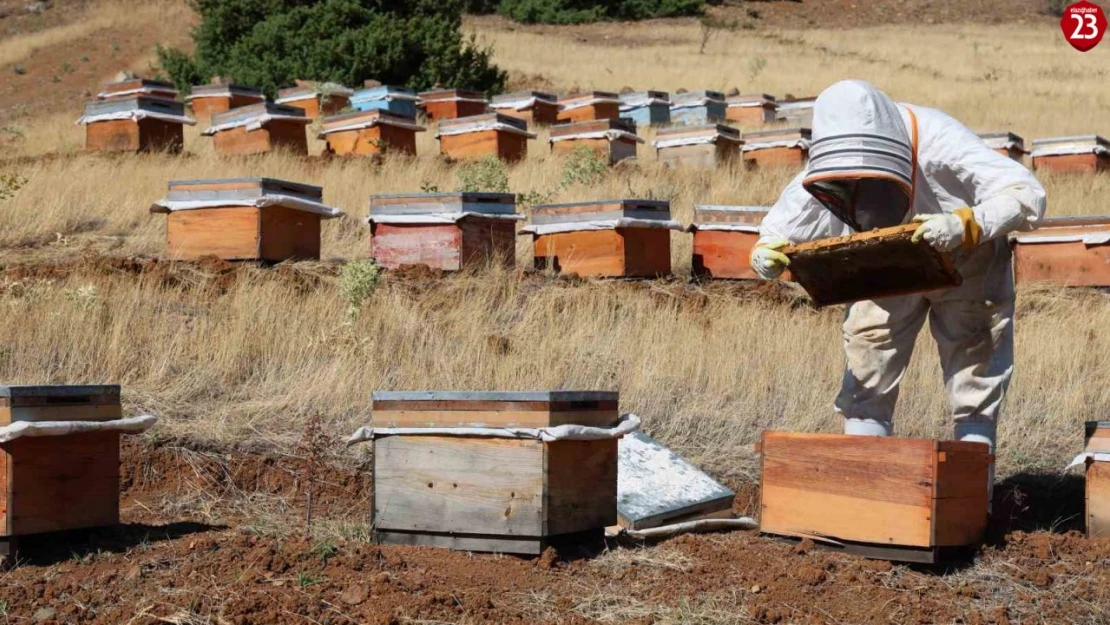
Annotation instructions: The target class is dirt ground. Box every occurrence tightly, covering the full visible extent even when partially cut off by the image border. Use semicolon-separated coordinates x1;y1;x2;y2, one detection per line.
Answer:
0;438;1103;625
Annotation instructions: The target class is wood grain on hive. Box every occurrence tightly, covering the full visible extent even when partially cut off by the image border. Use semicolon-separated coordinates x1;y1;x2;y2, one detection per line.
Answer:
1084;422;1110;538
81;96;190;153
690;205;772;281
653;124;742;169
556;91;621;123
759;431;991;563
319;110;424;157
418;89;489;121
369;192;518;271
549;118;642;165
781;223;962;307
490;91;560;126
186;84;265;126
370;391;621;555
1011;215;1110;287
726;94;777;128
741;127;811;168
1031;135;1110;174
436;113;535;163
204;102;311;155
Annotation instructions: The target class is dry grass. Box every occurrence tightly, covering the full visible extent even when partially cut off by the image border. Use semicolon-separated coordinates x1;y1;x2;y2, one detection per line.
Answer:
0;11;1106;480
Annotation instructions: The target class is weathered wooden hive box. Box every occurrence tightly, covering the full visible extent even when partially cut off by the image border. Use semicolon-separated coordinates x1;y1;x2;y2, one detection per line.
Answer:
726;93;777;127
368;390;622;555
368;192;519;271
1031;135;1110;174
782;223;962;307
418;89;489;121
618;91;671;127
151;178;343;262
318;110;425;157
78;96;195;153
98;78;178;101
436;113;536;163
1011;215;1110;287
549;118;643;165
653;124;742;169
557;91;621;123
759;431;991;563
525;199;676;278
186;83;265;126
775;96;816;126
1084;422;1110;538
977;132;1027;163
0;385;123;551
742;127;811;168
669;90;726;126
690;205;771;280
202;102;311;156
350;85;419;118
489;91;559;126
275;83;353;119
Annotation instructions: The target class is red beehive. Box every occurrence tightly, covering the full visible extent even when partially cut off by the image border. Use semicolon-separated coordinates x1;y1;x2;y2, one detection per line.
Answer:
1011;215;1110;287
1031;135;1110;174
742;127;811;169
418;89;489;121
690;205;774;280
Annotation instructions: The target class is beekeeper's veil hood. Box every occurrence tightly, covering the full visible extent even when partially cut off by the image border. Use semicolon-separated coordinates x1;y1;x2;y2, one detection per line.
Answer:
803;80;917;232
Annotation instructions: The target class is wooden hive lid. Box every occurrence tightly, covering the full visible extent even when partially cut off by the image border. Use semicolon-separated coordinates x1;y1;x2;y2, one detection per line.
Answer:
492;90;558;104
549;117;637;139
0;384;120;407
84;95;186;117
655;123;740;141
188;83;265;98
209;101;307;127
558;91;620;103
670;90;726;105
418;88;487;102
531;199;670;225
437;112;526;134
369;192;517;216
370;390;620;428
692;205;769;224
167;178;323;203
1031;134;1109;149
726;93;776;106
99;78;178;98
320;109;423;132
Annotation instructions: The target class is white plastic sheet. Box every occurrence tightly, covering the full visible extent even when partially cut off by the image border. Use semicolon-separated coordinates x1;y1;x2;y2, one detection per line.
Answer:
652;135;740;149
519;218;684;236
490;97;542;111
1012;232;1110;245
1067;451;1110;470
0;415;156;443
152;194;344;218
201;114;311;135
348;413;640;445
559;97;620;112
1031;145;1110;158
76;110;197;126
742;139;811;152
96;87;176;99
366;212;524;225
435;120;537;139
549;130;644;144
619;97;669;110
318;118;425;137
689;223;760;233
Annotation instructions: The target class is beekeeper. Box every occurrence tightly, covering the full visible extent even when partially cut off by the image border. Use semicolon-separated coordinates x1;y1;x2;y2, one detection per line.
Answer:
750;80;1046;470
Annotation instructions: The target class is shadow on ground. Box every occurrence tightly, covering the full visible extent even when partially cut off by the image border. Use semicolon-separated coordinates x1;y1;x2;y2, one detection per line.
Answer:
990;471;1086;541
12;521;224;567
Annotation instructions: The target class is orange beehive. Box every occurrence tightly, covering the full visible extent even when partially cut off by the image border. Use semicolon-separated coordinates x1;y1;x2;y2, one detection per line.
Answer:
275;82;353;119
489;91;560;126
151;178;344;262
549;118;643;165
557;91;621;123
97;77;179;101
725;93;777;127
1031;135;1110;174
525;199;677;278
1011;215;1110;287
759;431;991;563
368;193;520;271
436;113;536;162
742;127;811;168
186;83;266;126
201;102;311;156
1084;422;1110;538
690;205;772;280
78;96;195;153
977;132;1027;163
319;110;425;157
653;124;743;169
418;89;489;121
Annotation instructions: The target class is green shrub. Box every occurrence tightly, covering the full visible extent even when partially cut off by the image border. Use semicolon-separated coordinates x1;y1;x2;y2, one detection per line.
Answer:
158;0;506;98
497;0;705;24
456;155;510;193
339;259;382;321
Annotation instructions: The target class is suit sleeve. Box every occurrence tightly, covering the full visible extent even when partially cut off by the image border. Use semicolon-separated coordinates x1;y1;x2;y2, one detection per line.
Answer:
758;170;850;246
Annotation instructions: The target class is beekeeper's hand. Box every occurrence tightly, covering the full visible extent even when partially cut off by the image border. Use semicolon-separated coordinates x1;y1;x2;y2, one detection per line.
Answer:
911;209;982;252
750;240;791;280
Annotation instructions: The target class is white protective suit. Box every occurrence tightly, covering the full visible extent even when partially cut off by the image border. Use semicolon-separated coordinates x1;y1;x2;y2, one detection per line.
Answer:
758;80;1047;456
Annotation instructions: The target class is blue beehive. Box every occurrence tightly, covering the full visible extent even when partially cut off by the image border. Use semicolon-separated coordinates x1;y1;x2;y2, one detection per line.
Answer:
350;85;419;118
670;90;726;126
619;91;670;127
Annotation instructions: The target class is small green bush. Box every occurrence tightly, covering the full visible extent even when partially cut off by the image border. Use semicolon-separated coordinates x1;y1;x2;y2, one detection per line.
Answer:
456;155;510;193
339;259;382;321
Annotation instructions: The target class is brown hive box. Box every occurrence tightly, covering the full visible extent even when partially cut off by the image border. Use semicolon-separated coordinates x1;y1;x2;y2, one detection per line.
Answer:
653;124;742;169
418;89;489;121
186;83;265;126
0;385;123;560
549;118;642;165
557;91;621;123
436;113;536;163
726;93;777;127
151;178;342;262
490;91;560;126
79;96;193;153
782;223;962;307
275;83;354;119
369;391;621;555
368;193;518;271
759;431;991;563
977;131;1027;163
742;127;811;168
1011;215;1110;287
690;205;774;280
527;199;673;278
202;102;311;156
1085;422;1110;538
98;78;178;101
1031;135;1110;174
774;96;816;126
318;110;425;157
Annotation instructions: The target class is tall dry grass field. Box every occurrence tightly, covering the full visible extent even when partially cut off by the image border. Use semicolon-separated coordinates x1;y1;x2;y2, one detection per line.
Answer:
0;11;1108;479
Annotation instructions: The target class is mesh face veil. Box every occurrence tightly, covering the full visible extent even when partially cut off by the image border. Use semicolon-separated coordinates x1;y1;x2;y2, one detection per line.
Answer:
804;176;911;232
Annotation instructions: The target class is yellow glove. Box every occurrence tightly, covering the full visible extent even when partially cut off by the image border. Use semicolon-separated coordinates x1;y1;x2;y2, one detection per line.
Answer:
911;208;982;252
750;240;790;280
